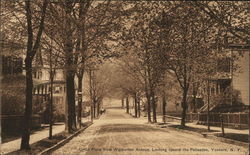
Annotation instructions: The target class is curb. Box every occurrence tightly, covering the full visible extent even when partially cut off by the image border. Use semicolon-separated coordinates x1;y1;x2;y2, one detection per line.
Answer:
164;125;249;148
147;123;202;137
39;122;93;155
206;134;249;148
166;125;203;137
153;123;249;148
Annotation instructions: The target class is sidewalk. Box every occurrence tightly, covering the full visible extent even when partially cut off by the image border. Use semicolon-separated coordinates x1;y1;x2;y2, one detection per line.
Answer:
166;121;249;135
0;123;65;154
128;111;249;135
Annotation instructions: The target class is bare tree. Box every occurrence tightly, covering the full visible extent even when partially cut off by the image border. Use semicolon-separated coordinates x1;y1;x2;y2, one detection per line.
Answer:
21;0;48;149
157;2;234;126
193;1;250;44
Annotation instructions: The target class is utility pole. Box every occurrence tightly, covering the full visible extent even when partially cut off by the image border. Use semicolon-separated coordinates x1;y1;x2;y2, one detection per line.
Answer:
49;35;54;139
230;50;233;106
92;70;96;118
207;76;210;131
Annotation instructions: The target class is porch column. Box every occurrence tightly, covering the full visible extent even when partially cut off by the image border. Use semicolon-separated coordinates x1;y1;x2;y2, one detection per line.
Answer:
37;85;40;104
41;85;44;96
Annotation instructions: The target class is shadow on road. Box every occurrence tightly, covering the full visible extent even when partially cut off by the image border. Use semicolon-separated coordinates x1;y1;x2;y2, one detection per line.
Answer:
98;124;169;134
105;107;123;109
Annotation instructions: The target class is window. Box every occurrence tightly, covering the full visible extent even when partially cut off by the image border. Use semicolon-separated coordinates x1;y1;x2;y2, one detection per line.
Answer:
33;71;37;78
38;71;42;79
2;56;23;75
217;58;231;73
54;86;60;94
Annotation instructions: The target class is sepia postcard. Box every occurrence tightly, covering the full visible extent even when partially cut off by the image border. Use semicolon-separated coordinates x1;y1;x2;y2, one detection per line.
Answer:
0;0;249;155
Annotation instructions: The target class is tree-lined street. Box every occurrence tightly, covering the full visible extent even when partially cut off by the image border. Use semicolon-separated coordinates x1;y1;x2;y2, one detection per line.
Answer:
53;106;248;155
1;1;249;154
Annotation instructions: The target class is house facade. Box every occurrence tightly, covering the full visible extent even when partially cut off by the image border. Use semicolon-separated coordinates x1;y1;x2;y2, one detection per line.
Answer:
156;46;249;115
195;45;249;113
1;46;68;122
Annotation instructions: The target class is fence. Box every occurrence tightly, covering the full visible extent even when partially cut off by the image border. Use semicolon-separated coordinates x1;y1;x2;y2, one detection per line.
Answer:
163;115;182;123
186;112;249;129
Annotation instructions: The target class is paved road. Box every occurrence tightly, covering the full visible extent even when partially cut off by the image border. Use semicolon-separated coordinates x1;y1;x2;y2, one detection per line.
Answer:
53;108;248;155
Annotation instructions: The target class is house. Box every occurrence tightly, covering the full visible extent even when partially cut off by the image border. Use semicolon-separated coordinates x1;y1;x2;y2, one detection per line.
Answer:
1;43;68;122
196;43;249;113
29;49;67;123
0;41;42;132
160;40;249;115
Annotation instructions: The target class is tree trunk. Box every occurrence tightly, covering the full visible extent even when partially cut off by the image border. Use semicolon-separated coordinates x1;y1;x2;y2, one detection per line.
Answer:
66;71;76;133
93;100;96;118
121;98;124;108
126;96;129;113
134;93;138;117
49;72;54;139
138;97;141;117
21;0;48;149
192;83;197;113
193;93;197;113
65;92;69;131
21;58;33;149
181;88;188;127
151;91;157;123
162;94;166;123
89;70;93;122
146;93;151;123
144;67;151;123
65;1;76;133
93;99;96;118
48;43;54;139
207;79;211;131
97;101;100;117
77;73;83;128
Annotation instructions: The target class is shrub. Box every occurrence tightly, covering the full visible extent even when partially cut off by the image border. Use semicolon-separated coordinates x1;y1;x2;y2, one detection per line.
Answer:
1;74;26;115
1;74;43;115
